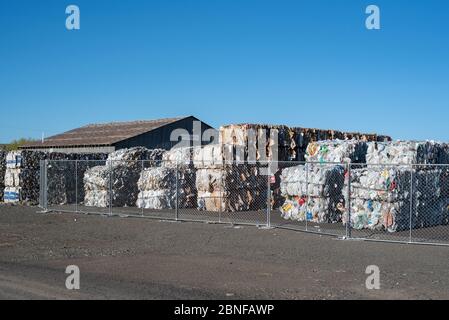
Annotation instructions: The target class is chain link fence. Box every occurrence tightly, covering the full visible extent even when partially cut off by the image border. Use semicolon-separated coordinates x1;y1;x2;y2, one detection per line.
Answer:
39;159;449;246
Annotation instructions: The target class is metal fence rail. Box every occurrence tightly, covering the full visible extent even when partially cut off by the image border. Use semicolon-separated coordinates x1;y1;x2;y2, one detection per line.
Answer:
38;159;449;246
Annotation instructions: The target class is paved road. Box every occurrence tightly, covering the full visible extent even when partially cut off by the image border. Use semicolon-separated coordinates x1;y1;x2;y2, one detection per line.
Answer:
1;205;448;299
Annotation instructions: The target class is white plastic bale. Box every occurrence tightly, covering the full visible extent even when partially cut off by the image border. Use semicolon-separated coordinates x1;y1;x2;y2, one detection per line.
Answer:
136;190;172;209
343;167;446;232
2;150;108;205
366;141;449;166
83;148;166;208
162;146;193;168
3;151;46;204
279;164;346;223
136;164;197;210
305;139;367;164
3;186;21;203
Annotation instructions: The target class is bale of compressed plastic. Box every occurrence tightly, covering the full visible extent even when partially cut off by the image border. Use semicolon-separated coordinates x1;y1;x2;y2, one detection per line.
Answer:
83;148;165;208
47;153;108;205
279;164;346;223
4;151;47;204
305;140;368;164
162;146;193;168
136;162;197;210
366;141;449;166
344;167;447;232
3;150;108;205
84;162;142;207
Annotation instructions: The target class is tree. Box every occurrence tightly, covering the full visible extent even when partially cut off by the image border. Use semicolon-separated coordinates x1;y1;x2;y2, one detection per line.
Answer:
5;138;37;151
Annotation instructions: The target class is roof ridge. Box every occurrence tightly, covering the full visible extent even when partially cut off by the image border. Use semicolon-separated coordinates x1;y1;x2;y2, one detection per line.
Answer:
83;116;186;128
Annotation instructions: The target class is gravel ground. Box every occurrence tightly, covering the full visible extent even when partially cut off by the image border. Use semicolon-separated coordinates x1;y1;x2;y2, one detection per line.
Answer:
1;204;449;300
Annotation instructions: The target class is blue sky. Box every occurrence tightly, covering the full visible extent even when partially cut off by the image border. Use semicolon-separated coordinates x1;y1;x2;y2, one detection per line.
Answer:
1;0;448;142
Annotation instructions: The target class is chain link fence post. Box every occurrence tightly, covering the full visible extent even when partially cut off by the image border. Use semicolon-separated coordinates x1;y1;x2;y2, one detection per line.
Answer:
219;164;222;224
266;162;271;228
346;163;352;239
409;165;414;243
175;160;179;221
44;159;48;211
75;160;78;213
141;160;144;216
305;162;309;232
109;160;112;216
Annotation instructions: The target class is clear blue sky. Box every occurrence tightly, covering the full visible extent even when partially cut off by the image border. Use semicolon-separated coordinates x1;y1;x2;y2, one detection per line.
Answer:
1;0;448;142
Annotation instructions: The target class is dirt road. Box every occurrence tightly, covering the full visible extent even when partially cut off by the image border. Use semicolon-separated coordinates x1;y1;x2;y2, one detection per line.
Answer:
1;205;448;299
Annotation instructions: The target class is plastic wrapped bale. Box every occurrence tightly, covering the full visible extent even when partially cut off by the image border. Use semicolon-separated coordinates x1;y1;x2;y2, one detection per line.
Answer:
0;151;6;201
305;140;367;164
366;141;449;166
279;164;346;223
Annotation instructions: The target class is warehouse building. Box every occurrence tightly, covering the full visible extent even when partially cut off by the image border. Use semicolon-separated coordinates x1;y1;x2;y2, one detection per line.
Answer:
20;116;215;153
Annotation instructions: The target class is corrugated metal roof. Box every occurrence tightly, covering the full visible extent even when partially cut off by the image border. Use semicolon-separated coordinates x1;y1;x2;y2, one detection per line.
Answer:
21;117;187;148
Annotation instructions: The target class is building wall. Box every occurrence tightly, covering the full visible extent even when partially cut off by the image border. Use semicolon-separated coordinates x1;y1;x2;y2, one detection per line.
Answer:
113;116;217;150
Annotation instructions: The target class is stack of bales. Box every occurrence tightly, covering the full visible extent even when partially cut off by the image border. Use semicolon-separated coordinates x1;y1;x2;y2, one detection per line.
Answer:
219;124;383;162
136;147;197;210
219;124;390;210
0;151;6;201
279;140;366;223
289;128;369;162
3;151;109;205
219;124;296;162
280;164;346;223
84;147;165;207
305;139;368;164
345;141;449;232
46;153;109;205
343;168;412;232
366;141;449;165
4;151;47;204
193;144;267;212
